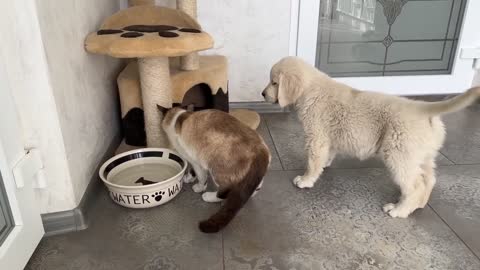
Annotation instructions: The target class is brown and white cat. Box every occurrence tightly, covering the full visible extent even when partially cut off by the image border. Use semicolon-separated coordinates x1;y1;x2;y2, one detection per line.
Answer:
157;106;271;233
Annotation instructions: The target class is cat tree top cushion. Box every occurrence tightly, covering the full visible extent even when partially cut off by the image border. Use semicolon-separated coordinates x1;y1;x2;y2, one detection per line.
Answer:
85;6;213;58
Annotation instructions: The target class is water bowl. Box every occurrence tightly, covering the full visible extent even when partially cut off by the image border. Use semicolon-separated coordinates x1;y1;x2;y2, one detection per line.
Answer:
99;148;187;208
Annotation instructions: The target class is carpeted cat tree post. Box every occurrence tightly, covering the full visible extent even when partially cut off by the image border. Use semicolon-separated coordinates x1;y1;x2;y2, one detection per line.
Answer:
177;0;200;70
85;0;260;153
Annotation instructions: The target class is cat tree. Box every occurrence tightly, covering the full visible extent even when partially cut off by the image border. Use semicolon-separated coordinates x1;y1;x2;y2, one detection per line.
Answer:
85;0;260;151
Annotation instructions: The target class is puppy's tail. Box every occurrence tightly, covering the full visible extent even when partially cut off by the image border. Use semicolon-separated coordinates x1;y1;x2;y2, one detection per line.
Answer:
198;152;268;233
415;87;480;116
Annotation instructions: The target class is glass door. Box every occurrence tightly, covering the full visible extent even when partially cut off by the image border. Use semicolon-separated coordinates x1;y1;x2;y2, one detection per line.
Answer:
296;0;480;95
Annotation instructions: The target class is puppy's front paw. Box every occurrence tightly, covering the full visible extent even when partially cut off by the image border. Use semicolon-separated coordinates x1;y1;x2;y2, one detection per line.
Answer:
387;208;410;218
382;203;396;213
183;173;196;184
383;203;411;218
293;176;315;189
192;183;207;193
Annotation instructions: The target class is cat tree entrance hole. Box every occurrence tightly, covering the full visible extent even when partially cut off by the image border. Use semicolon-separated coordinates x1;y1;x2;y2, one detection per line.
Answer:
178;83;228;112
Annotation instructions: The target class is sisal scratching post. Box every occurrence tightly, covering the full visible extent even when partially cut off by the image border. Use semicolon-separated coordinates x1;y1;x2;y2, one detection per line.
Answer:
129;0;155;6
138;57;172;147
177;0;199;70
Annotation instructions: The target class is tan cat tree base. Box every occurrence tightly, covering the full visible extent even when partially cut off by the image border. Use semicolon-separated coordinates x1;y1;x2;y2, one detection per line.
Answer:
85;1;260;153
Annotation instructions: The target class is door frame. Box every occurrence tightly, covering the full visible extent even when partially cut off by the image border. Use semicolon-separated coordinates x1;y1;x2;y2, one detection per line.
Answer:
293;0;480;95
0;59;44;270
0;173;14;246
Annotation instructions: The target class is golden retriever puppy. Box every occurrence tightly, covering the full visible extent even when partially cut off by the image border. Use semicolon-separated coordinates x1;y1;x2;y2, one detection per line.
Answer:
262;56;480;218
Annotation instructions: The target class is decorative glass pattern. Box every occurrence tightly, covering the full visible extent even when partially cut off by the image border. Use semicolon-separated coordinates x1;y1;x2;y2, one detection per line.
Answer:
316;0;467;77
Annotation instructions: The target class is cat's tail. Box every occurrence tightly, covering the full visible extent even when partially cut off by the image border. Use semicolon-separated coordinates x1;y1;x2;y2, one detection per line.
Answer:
198;151;269;233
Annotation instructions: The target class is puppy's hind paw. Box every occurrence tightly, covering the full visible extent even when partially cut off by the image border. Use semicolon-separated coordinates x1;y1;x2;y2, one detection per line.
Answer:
293;176;315;189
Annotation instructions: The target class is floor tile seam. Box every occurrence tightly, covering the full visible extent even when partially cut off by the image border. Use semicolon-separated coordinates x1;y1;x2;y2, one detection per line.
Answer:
439;151;456;165
221;231;226;270
281;163;480;172
437;163;480;167
263;119;286;170
427;204;480;262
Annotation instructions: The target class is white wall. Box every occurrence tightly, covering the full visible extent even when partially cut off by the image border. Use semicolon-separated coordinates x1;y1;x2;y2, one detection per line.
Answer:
35;0;123;210
0;0;76;213
125;0;294;102
198;0;292;101
3;0;123;214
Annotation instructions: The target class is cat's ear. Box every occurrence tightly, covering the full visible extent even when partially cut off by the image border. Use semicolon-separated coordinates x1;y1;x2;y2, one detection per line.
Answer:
186;104;195;112
156;104;169;115
179;104;195;112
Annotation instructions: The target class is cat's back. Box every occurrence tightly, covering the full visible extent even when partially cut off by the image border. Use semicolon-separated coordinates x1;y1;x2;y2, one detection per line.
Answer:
181;110;268;158
186;110;261;142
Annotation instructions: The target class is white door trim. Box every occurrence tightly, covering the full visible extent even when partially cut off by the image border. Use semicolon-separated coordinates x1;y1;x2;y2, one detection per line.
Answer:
289;0;301;56
297;0;320;63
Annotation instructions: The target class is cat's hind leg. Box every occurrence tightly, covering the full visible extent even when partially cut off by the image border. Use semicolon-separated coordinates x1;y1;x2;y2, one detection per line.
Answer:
191;162;208;193
209;180;263;200
202;177;228;203
202;191;224;203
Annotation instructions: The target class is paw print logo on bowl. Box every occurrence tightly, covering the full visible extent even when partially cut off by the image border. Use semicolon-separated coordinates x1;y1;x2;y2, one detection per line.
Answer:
97;25;202;39
152;191;165;202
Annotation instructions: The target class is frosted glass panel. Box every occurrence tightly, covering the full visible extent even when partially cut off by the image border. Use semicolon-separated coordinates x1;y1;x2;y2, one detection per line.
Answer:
316;0;466;77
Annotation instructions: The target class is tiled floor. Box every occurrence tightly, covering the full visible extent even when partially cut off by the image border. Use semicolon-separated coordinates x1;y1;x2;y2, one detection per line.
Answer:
27;105;480;270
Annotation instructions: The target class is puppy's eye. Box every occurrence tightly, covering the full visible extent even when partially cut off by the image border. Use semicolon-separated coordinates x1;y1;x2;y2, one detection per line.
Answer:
272;82;278;86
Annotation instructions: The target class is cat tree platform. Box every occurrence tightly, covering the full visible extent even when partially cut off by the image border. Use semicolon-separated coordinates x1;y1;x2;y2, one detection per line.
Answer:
85;6;212;58
85;2;260;152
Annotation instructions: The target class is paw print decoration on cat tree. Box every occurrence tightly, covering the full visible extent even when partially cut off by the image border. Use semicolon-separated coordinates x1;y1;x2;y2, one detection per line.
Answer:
85;0;260;152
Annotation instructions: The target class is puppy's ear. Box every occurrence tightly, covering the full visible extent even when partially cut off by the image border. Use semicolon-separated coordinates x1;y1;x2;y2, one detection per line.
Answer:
278;73;301;107
156;104;169;115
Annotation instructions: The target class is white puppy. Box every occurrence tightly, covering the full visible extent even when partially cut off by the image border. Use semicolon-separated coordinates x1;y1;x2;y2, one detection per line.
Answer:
262;56;480;218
